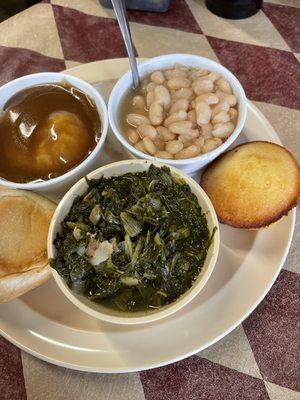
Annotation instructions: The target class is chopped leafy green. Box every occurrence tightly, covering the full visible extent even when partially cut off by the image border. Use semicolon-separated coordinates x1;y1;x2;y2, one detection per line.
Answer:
50;165;215;312
120;212;143;237
89;204;101;225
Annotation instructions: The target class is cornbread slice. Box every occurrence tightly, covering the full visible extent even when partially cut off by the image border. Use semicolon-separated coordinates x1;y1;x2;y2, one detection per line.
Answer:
201;141;300;229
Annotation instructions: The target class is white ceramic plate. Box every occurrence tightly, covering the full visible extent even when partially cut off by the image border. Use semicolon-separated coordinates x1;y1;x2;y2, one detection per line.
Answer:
0;59;295;373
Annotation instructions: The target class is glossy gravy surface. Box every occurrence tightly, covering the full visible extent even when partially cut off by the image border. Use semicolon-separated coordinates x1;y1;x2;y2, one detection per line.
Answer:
0;83;101;183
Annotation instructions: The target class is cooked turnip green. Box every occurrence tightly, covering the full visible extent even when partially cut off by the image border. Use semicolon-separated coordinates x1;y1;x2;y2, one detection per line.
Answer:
51;165;214;312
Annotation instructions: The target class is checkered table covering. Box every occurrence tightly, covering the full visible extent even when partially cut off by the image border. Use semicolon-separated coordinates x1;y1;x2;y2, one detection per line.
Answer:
0;0;299;399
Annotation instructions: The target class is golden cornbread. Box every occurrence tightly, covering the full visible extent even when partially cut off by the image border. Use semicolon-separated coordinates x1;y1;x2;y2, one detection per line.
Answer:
200;141;300;228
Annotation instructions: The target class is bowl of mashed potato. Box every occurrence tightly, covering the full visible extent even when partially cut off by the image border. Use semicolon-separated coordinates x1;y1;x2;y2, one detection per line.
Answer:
0;72;108;193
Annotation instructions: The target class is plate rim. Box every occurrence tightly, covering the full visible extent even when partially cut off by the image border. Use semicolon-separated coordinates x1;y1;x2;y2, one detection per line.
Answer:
0;58;296;373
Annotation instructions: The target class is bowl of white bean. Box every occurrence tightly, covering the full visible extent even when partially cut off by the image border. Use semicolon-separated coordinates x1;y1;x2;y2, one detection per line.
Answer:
108;54;247;174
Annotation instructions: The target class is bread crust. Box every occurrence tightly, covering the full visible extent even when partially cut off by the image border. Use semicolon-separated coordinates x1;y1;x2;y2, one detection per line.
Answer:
0;188;56;302
201;141;300;229
0;264;51;303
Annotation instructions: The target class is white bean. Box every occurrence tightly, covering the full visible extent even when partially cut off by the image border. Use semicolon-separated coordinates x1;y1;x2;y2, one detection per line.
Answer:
166;140;184;155
132;95;146;109
194;136;205;148
189;69;208;80
175;145;201;159
167;77;191;90
195;101;212;125
146;82;157;92
215;78;232;94
155;151;173;159
211;100;230;118
156;126;176;141
154;85;171;109
172;88;194;102
178;129;199;142
206;72;220;82
142;137;157;155
169;98;189;114
141;78;150;93
212;122;235;139
195;93;219;105
178;135;195;147
174;64;189;72
216;90;237;106
127;113;150;127
128;68;239;153
153;137;165;151
135;140;148;153
224;94;237;107
165;69;187;79
168;120;193;135
200;123;213;138
164;110;187;127
181;139;195;148
229;108;238;123
192;78;214;95
202;138;222;153
212;111;230;124
151;71;165;84
149;102;164;125
187;109;197;127
127;128;139;144
146;91;155;108
137;124;157;140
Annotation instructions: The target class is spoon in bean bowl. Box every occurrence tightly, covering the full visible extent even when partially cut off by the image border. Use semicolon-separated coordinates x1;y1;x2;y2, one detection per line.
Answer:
111;0;140;89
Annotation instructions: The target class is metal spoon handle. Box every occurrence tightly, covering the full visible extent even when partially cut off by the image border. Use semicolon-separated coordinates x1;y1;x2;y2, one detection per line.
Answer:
111;0;140;89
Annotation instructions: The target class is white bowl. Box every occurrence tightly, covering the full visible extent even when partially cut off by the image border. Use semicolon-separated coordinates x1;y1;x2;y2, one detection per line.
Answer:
108;54;247;174
48;159;220;325
0;72;108;193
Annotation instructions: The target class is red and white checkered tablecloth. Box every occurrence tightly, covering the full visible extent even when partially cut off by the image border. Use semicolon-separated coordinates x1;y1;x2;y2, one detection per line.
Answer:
0;1;299;399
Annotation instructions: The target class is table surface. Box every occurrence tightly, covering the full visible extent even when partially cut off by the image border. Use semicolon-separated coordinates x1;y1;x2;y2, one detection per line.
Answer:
0;0;299;399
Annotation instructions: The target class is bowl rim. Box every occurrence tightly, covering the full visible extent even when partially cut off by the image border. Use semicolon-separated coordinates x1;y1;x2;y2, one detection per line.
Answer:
0;72;109;190
108;53;247;165
48;159;220;325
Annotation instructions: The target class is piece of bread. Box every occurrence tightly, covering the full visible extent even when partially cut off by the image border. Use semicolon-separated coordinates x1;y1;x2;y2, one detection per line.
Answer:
201;141;300;229
0;188;56;302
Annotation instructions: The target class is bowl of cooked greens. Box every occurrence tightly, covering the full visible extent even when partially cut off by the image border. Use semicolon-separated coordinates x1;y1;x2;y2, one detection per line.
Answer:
48;160;219;324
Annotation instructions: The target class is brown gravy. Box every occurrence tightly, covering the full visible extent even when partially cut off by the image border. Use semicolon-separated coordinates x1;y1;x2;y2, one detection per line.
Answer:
0;82;101;183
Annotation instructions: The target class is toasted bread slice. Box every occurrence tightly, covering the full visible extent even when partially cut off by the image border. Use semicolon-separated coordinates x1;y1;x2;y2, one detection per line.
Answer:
0;188;56;302
201;141;300;229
